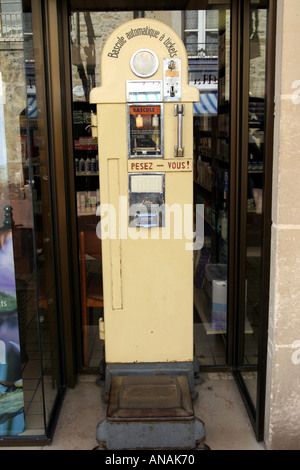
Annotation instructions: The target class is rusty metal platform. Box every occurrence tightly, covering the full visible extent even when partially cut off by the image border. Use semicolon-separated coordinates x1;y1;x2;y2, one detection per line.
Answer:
96;375;206;449
107;375;194;421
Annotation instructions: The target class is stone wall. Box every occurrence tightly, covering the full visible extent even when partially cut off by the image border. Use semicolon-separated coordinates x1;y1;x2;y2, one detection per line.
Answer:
0;40;27;203
265;0;300;450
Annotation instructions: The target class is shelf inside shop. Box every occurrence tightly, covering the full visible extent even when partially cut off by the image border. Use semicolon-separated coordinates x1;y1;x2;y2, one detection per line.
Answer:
194;288;253;335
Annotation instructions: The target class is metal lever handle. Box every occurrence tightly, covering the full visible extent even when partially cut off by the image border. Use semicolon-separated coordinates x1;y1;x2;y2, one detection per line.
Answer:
174;104;185;157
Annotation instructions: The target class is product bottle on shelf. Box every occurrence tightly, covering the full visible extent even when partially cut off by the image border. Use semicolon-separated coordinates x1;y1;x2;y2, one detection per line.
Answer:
79;156;85;173
91;156;96;173
85;190;91;212
85;156;91;174
221;204;228;241
80;193;85;211
75;157;79;174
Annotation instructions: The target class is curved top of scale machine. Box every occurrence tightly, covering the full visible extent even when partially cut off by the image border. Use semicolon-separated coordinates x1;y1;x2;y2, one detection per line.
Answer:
90;17;199;104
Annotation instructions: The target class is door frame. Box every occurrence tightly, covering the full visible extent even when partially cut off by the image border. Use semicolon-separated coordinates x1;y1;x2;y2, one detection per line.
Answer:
231;0;276;441
54;0;276;441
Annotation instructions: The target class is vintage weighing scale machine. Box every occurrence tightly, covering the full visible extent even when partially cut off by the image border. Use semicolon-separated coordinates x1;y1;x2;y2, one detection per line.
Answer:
90;18;206;450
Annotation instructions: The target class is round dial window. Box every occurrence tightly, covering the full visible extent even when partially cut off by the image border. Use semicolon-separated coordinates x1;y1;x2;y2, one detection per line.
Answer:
130;49;159;78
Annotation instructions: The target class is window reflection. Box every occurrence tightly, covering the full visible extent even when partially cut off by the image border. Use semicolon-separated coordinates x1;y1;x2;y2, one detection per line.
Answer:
0;0;62;437
242;3;268;407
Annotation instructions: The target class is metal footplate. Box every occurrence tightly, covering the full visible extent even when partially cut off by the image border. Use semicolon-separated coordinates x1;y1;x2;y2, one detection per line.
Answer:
96;375;206;450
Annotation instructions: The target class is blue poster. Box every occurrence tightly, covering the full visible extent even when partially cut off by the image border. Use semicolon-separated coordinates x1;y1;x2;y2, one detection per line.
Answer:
0;228;25;435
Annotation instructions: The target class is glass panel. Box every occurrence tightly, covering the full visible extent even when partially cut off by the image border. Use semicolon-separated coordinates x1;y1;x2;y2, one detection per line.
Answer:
185;10;198;30
185;31;200;57
206;10;219;30
0;0;62;437
206;31;218;57
192;6;230;367
242;1;268;407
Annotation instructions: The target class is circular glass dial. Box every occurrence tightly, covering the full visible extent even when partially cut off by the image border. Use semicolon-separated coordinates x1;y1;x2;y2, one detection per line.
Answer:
130;49;159;78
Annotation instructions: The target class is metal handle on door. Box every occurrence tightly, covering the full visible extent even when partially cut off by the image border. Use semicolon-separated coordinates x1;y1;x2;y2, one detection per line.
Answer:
174;104;185;157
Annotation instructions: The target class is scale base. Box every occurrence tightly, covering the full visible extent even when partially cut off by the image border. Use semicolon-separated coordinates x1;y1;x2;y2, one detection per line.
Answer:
96;374;206;450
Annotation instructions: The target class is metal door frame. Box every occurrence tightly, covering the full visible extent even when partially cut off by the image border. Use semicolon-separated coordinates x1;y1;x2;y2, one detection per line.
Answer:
55;0;276;442
231;0;276;441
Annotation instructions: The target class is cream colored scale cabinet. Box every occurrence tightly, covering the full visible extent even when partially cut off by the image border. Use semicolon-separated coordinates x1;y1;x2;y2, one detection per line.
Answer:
90;18;199;370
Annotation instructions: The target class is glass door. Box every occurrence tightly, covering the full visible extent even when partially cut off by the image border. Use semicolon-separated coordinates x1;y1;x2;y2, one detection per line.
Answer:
67;5;275;444
0;0;64;443
242;0;268;405
235;0;275;441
